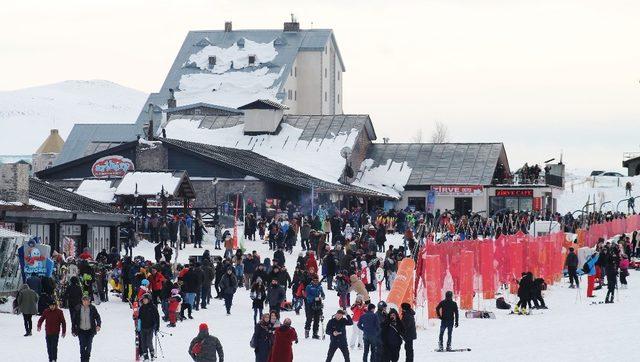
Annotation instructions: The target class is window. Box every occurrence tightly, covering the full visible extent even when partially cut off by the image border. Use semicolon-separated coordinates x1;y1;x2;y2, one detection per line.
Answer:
324;68;327;78
288;89;292;100
194;108;202;115
324;92;327;101
294;90;297;101
208;56;216;67
248;55;256;65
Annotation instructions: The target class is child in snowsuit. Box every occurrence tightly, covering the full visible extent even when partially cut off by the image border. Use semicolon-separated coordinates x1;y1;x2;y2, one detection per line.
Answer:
167;289;181;327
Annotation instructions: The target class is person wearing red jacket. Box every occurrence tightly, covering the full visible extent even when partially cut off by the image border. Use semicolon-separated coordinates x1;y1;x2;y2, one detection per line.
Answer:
349;296;367;349
305;251;318;273
149;268;166;304
37;300;66;362
78;247;93;261
268;318;298;362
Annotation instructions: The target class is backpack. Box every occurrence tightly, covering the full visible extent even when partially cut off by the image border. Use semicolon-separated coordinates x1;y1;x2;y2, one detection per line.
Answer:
191;340;203;356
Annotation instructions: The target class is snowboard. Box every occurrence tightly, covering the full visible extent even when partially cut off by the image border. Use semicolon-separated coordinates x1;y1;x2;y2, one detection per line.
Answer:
434;348;472;352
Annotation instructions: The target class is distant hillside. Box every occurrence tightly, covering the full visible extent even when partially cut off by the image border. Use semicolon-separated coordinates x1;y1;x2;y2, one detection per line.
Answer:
0;80;147;154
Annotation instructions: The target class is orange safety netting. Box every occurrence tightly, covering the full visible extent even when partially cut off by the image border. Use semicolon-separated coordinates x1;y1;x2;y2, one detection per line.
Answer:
387;258;415;310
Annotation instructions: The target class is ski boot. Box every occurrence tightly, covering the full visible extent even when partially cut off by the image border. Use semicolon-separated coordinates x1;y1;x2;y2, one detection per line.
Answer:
437;342;444;352
305;329;309;339
446;344;452;352
513;305;520;315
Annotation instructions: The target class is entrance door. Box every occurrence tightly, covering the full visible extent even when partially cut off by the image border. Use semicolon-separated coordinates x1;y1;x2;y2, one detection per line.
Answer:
454;197;473;216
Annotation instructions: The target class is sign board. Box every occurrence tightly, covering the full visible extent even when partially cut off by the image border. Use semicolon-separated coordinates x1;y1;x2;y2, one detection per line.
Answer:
91;155;134;178
432;185;484;196
62;224;82;236
426;190;437;213
533;197;542;211
495;189;533;198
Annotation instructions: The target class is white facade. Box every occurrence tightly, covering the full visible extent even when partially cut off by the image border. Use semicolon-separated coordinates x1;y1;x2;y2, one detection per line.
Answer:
281;38;343;114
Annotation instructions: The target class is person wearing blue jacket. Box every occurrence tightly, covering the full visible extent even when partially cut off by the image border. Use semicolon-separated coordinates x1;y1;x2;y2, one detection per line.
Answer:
325;309;353;361
585;252;599;297
357;304;380;362
304;276;325;339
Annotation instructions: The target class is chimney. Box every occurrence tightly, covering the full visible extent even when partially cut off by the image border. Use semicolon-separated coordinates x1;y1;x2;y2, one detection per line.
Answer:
147;103;155;141
224;21;232;32
0;163;29;205
167;88;176;109
284;14;299;32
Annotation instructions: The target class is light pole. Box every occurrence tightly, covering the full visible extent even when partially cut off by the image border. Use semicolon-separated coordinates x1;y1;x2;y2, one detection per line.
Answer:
211;178;219;220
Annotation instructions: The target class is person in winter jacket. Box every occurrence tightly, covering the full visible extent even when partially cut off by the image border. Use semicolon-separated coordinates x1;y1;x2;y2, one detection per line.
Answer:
605;257;619;303
149;268;166;304
401;303;417;362
435;291;459;351
585;252;599;298
189;323;224;362
37;300;66;362
531;277;547;309
349;296;367;349
17;283;38;336
325;309;353;361
168;289;181;327
334;272;351;309
63;276;84;319
268;318;298;362
565;247;579;288
267;279;286;318
348;274;370;304
357;304;380;362
251;279;267;324
304;276;325;339
381;308;404;362
219;268;238;315
137;293;160;360
515;272;533;314
71;296;102;362
252;313;273;362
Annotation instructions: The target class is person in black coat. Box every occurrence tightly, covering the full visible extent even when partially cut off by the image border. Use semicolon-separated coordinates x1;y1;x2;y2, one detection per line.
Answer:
71;296;102;362
252;313;273;362
324;251;337;290
267;279;286;318
515;272;533;314
325;309;353;362
154;242;163;264
137;294;159;360
531;277;547;309
64;276;84;319
435;291;458;351
381;309;404;362
401;303;416;362
605;257;619;303
565;247;579;288
220;268;238;315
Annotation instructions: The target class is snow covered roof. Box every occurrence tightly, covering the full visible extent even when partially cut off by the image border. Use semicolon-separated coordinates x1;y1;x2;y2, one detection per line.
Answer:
114;171;196;198
133;28;340;125
166;102;243;115
163;138;391;198
75;179;117;203
55;123;141;166
28;178;124;214
162;114;375;185
357;143;508;187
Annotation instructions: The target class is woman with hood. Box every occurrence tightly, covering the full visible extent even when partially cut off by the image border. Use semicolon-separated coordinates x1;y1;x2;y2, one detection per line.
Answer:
268;318;297;362
252;313;273;362
381;308;405;362
16;284;38;336
250;279;267;325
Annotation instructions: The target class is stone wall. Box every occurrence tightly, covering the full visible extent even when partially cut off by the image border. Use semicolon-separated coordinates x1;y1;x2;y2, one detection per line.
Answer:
0;163;29;204
136;142;168;170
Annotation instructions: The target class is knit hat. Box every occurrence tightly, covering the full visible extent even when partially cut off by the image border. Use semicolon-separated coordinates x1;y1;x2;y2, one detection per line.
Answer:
141;279;150;286
199;323;208;332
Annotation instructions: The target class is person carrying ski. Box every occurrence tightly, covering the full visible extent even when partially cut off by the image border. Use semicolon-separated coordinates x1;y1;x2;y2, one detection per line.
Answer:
37;299;66;362
189;323;224;362
325;309;353;362
435;290;459;352
137;293;160;361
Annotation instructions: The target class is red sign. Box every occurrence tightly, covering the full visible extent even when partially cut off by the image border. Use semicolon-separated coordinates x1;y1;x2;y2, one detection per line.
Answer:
432;185;483;196
495;189;533;197
533;197;542;211
91;156;134;178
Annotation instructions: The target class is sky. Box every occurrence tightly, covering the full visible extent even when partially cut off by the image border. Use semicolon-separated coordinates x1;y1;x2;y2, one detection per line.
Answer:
1;0;640;173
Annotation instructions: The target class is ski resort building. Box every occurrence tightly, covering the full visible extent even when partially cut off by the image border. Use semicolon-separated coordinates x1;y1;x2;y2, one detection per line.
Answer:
32;129;65;173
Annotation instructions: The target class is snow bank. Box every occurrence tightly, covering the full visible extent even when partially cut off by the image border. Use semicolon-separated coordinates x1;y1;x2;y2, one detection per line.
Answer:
115;172;182;196
164;118;361;184
75;179;116;203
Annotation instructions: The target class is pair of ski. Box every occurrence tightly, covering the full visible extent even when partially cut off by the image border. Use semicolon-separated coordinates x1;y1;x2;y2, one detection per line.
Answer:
434;348;472;352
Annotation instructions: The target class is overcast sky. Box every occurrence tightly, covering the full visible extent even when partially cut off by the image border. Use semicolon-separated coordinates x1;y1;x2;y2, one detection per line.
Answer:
2;0;640;173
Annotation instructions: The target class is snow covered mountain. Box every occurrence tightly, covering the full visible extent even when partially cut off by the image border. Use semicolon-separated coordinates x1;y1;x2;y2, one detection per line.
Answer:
0;80;147;154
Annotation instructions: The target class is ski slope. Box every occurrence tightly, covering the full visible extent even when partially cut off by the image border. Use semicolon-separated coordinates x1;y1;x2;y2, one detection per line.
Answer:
1;231;639;361
557;174;639;214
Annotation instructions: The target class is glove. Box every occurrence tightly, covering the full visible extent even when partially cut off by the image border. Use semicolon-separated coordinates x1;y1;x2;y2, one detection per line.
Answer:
455;322;459;328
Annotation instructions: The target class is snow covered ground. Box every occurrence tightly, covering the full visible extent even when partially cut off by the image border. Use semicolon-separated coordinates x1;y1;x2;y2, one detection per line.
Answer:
2;231;640;361
557;174;639;213
0;80;147;155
